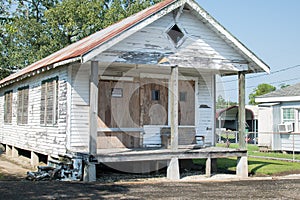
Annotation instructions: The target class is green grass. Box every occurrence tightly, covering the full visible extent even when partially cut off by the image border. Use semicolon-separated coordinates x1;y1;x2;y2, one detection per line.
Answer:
194;157;300;176
193;144;300;176
216;143;300;160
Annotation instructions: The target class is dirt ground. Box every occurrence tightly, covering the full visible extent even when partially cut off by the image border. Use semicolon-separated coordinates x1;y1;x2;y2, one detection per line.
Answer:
1;151;300;199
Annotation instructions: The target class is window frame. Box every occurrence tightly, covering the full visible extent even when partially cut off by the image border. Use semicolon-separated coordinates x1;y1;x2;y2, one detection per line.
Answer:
40;77;58;126
4;90;13;124
165;23;186;48
282;107;295;123
17;86;29;125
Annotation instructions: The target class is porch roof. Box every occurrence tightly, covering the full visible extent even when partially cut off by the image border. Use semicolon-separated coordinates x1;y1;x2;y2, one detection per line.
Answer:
0;0;269;88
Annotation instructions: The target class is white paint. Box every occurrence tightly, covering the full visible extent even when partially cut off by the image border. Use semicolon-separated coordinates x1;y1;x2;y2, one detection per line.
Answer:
0;67;69;157
256;96;300;103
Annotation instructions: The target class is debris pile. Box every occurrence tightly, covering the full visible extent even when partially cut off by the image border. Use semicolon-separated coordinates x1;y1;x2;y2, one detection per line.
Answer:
26;156;83;181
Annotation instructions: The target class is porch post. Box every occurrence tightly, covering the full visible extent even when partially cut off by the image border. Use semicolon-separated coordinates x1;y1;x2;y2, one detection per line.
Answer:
170;66;179;150
89;61;99;155
238;71;248;178
238;71;246;150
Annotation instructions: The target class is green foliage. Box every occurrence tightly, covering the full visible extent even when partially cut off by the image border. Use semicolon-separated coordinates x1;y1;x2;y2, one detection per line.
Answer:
216;95;237;109
0;0;162;79
249;83;276;105
279;83;290;89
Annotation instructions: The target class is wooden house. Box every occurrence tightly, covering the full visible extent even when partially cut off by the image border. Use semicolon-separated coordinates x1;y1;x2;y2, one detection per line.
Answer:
256;83;300;152
0;0;269;180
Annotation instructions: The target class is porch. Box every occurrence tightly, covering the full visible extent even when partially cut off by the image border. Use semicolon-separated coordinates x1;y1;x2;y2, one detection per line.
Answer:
95;146;248;179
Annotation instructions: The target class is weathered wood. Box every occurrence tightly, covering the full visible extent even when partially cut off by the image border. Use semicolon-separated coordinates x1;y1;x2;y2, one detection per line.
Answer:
238;72;246;150
95;147;247;163
178;80;195;125
89;61;99;155
170;66;179;150
141;78;169;125
97;131;140;149
98;80;140;128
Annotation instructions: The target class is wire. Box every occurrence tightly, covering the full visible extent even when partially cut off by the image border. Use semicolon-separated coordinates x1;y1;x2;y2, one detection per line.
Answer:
217;76;300;92
216;64;300;84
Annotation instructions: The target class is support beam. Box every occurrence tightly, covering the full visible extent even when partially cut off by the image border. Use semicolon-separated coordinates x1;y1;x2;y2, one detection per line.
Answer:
31;151;39;168
83;162;96;182
205;157;211;177
167;158;180;180
170;66;179;150
238;72;246;150
89;61;99;155
6;145;12;156
237;156;248;178
12;146;19;158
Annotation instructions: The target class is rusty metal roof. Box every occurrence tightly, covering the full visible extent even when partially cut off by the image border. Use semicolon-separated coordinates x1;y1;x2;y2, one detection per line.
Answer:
0;0;176;87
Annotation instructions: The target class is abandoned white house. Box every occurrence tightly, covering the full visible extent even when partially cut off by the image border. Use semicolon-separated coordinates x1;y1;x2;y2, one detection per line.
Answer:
255;83;300;152
0;0;269;180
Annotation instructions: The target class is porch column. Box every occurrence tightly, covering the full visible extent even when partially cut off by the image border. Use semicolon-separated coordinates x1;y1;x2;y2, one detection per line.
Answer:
238;71;246;150
89;61;99;155
170;66;179;150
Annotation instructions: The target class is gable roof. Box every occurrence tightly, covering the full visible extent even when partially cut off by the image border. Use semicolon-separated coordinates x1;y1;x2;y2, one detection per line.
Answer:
0;0;270;88
255;82;300;103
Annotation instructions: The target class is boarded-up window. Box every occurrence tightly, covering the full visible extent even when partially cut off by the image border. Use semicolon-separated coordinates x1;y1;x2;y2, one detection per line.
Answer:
17;86;29;124
4;90;13;124
40;77;58;125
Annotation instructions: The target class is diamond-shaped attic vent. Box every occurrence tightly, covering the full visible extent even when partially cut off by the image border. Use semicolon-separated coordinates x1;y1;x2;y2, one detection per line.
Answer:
167;24;184;45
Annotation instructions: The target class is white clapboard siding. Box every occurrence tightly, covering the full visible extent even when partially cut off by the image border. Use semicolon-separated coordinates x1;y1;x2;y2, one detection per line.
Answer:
281;134;300;151
106;12;245;69
69;63;90;151
196;74;214;145
0;67;68;157
178;12;244;60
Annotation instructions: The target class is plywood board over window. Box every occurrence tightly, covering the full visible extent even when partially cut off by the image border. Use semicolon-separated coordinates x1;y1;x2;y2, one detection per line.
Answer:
178;80;195;125
17;86;29;125
141;78;169;125
4;90;13;124
98;80;140;128
40;77;58;126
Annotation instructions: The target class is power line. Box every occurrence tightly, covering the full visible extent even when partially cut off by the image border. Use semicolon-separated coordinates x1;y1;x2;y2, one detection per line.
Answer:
217;76;300;92
216;64;300;84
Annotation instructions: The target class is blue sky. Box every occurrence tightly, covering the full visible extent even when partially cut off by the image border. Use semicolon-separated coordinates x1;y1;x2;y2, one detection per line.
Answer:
197;0;300;104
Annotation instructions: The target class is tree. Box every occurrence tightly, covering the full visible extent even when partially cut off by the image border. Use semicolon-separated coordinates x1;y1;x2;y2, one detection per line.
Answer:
0;0;161;79
249;83;276;105
279;83;290;89
216;95;237;109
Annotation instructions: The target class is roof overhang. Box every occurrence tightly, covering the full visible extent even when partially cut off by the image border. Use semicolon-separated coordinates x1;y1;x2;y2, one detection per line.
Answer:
256;96;300;103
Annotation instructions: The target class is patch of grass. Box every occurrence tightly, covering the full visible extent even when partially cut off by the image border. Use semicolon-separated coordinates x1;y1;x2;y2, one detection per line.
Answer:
217;143;300;160
193;157;300;176
195;144;300;176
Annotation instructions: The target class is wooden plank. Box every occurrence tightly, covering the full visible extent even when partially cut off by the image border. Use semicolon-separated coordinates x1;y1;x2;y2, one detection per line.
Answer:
238;72;246;150
170;66;179;150
178;80;195;125
141;78;168;125
89;61;99;155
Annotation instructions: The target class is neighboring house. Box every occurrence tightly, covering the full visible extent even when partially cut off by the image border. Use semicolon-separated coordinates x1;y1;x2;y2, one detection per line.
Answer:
255;83;300;152
216;105;258;143
0;0;269;180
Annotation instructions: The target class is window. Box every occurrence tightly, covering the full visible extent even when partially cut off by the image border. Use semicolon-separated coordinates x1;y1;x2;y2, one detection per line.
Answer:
167;24;184;46
40;77;58;125
179;92;187;102
282;108;295;123
17;86;29;125
4;90;13;124
151;90;160;101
